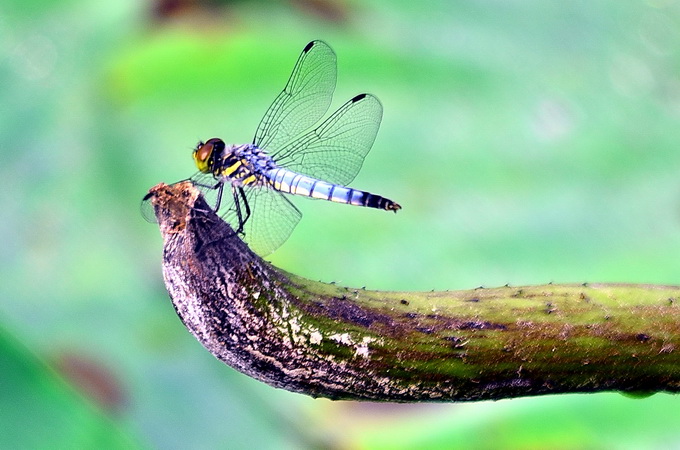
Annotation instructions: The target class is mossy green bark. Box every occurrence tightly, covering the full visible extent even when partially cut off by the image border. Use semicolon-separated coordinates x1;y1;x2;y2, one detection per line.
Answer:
146;182;680;401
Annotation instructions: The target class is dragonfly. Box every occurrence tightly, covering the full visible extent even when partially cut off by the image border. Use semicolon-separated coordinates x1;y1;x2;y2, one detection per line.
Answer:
144;40;401;256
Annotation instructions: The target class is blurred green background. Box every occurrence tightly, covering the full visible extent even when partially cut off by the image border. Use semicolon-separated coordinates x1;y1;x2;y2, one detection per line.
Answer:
3;0;680;448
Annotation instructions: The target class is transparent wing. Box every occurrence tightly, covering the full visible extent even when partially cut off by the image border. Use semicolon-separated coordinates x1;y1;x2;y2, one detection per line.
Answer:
254;40;337;152
189;172;222;212
192;173;301;256
272;93;383;186
220;184;302;257
140;193;158;223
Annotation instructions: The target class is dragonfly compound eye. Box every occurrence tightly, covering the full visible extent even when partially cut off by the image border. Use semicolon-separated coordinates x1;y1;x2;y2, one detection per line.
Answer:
193;141;214;173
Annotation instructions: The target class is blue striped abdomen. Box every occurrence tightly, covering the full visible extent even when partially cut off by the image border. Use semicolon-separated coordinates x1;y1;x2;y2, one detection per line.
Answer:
266;168;400;212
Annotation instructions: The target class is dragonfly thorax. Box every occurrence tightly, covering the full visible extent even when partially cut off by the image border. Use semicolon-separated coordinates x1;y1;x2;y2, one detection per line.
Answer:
193;138;276;186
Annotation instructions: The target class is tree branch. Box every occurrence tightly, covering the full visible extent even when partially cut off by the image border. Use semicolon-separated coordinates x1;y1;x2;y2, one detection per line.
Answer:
145;181;680;401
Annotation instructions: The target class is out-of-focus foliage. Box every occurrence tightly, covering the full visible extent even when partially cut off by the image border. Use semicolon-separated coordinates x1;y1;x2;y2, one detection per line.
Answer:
0;322;139;448
2;0;680;448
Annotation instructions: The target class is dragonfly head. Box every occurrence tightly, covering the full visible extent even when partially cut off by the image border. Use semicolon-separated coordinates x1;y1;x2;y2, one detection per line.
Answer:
193;138;225;173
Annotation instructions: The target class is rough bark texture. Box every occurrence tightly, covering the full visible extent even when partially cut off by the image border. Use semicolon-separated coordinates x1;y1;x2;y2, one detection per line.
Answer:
145;181;680;401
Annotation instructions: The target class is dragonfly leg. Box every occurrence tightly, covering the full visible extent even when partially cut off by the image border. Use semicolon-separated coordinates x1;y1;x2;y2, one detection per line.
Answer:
214;182;224;212
230;186;252;236
238;187;251;230
231;185;245;235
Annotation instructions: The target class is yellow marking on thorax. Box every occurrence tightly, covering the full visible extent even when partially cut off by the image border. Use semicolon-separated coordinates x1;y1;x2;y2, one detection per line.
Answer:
242;174;257;186
221;160;242;177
